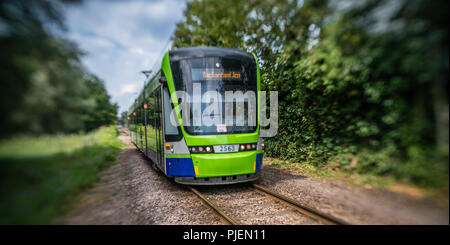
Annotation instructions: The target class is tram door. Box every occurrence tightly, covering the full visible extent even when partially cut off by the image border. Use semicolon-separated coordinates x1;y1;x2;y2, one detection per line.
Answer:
155;86;165;172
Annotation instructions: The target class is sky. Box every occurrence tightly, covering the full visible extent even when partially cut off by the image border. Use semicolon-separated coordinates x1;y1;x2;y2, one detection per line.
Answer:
63;0;187;115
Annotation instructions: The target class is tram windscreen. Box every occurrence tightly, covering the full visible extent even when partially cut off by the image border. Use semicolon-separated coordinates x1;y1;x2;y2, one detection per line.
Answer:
170;56;257;135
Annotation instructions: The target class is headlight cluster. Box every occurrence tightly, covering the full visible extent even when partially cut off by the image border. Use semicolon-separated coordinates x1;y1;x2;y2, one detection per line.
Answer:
189;143;257;153
190;146;214;153
239;143;256;151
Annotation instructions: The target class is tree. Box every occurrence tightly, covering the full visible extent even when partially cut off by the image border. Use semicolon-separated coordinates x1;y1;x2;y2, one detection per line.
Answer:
172;0;448;186
1;0;117;136
81;74;118;132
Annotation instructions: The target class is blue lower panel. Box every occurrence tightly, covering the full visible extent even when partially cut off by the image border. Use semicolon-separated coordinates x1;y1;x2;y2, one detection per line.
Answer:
166;157;195;177
255;153;263;172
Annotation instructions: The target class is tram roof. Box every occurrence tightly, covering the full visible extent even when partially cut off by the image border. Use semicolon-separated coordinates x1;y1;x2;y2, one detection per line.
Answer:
169;46;254;61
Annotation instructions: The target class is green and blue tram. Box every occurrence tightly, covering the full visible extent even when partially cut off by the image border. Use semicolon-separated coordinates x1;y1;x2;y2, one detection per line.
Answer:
128;47;263;185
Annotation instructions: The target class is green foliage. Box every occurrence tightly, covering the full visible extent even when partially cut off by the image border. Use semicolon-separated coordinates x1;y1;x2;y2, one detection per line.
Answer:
173;0;249;48
81;74;119;132
330;146;449;188
173;0;448;188
0;125;124;224
0;0;117;137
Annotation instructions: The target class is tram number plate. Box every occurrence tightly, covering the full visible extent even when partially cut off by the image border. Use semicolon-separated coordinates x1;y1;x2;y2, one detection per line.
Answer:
213;144;239;153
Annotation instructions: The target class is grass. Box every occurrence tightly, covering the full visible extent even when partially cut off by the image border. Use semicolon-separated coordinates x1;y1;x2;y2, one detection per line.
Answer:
264;157;447;203
0;125;125;224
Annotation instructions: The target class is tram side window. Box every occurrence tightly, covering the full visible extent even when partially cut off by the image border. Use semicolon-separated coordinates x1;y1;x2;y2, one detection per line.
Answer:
132;110;136;131
163;87;182;141
163;87;178;133
145;96;149;127
140;103;144;125
137;107;140;126
156;90;161;130
138;106;142;128
150;92;155;129
151;90;158;131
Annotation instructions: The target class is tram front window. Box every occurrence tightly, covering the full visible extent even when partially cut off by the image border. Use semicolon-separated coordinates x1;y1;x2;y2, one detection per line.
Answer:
170;56;257;135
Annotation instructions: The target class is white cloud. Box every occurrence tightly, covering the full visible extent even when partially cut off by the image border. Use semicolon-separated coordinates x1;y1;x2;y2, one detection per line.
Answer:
63;0;186;114
120;83;140;94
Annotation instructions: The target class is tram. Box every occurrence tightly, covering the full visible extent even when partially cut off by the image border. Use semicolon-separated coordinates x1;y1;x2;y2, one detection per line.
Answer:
128;47;263;185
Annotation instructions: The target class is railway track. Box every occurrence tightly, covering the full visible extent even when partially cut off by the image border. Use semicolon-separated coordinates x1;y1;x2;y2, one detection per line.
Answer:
188;186;240;225
188;184;350;225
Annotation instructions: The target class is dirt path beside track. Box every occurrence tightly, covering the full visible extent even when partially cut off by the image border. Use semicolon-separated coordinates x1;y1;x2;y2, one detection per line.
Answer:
255;167;448;225
64;132;226;225
64;132;449;225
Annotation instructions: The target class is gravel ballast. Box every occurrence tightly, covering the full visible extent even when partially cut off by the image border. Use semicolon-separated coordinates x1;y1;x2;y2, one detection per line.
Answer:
65;133;449;225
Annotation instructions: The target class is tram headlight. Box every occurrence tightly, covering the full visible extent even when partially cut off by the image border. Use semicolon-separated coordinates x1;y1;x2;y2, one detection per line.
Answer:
239;143;258;151
190;146;214;153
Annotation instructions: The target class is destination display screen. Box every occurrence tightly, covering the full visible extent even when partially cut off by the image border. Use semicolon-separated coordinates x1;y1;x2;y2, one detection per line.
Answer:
191;69;242;80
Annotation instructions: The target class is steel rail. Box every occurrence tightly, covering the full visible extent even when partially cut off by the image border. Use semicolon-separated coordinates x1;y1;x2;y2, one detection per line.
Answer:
252;184;350;225
188;186;240;225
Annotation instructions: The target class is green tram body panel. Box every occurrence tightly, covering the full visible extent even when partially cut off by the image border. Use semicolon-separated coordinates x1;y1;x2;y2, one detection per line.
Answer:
128;47;263;185
191;150;263;178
